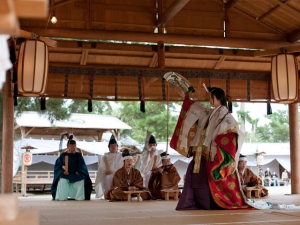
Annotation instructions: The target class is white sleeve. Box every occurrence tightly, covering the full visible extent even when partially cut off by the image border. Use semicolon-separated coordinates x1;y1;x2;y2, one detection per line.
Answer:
139;151;151;174
180;103;206;149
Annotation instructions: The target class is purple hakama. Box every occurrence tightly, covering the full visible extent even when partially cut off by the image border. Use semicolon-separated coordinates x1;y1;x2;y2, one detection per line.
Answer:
176;158;221;210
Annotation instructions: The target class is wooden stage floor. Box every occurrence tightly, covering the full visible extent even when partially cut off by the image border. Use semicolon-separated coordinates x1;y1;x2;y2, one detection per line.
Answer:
17;186;300;225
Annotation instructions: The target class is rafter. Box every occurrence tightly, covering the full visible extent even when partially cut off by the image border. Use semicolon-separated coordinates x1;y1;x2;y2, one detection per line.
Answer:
157;0;190;27
49;0;79;10
80;49;89;65
214;56;226;69
257;0;292;21
287;30;300;43
149;53;158;67
224;0;286;36
231;7;285;35
224;0;239;10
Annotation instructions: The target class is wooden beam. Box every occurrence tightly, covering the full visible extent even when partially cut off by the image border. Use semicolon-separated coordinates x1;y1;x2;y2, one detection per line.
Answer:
149;53;158;67
0;0;19;35
157;0;163;34
76;2;157;14
85;0;91;29
145;78;159;88
254;45;300;57
157;0;190;27
214;56;226;69
257;5;281;21
14;0;48;18
24;127;35;138
224;5;230;38
80;49;89;65
224;0;239;10
21;27;298;49
49;0;79;10
231;6;286;35
257;0;292;21
287;30;300;43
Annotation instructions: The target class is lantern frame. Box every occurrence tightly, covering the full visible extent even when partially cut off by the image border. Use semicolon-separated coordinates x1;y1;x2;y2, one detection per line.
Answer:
271;53;299;103
17;39;48;97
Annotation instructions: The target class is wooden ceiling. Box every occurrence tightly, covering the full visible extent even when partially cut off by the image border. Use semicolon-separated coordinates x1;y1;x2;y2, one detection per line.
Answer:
18;0;300;102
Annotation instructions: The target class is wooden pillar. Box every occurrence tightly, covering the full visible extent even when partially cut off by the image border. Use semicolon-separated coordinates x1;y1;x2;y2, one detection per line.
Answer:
1;72;14;193
289;103;300;194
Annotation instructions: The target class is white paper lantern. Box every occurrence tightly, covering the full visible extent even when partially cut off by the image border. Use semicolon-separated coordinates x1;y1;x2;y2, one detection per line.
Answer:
271;53;299;103
17;40;48;96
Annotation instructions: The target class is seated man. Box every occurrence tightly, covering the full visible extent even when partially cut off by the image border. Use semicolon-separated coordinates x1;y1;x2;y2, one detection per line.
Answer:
51;136;92;201
105;150;150;201
238;154;268;198
94;135;123;198
271;171;280;186
264;168;273;187
148;152;181;200
282;170;290;186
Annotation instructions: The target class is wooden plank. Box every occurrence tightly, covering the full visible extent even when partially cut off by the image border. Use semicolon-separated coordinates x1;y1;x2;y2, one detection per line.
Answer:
257;0;292;21
24;127;35;138
149;53;158;67
214;56;226;69
14;0;48;18
76;2;157;14
0;0;19;35
49;0;79;10
157;0;191;27
80;49;89;65
22;27;298;49
85;0;91;29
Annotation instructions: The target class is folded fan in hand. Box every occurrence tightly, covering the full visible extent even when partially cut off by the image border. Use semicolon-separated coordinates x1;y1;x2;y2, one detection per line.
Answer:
163;72;195;93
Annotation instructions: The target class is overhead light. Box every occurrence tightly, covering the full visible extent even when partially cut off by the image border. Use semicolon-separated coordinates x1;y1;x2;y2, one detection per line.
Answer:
51;11;57;24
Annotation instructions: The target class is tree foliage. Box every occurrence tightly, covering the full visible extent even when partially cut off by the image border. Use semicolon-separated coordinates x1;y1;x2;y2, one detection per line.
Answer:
255;110;290;142
236;104;290;143
15;97;71;124
116;101;179;142
68;100;113;115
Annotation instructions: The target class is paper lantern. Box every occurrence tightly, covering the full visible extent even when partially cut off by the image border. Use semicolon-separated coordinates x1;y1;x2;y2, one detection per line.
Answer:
257;155;264;165
22;152;32;166
271;53;299;103
17;40;48;96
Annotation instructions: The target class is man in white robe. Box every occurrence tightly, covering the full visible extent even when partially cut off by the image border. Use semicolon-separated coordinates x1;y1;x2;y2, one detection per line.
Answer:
139;135;162;187
94;135;123;198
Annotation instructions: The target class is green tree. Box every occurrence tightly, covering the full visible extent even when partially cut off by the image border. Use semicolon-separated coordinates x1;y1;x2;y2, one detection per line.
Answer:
236;108;260;142
256;110;290;142
14;97;71;124
68;100;113;115
116;101;179;142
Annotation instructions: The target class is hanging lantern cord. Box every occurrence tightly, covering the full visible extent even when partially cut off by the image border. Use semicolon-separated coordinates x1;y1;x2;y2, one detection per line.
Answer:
166;81;169;154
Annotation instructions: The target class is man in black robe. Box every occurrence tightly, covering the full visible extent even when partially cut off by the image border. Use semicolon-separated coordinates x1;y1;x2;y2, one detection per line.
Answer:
51;136;92;200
